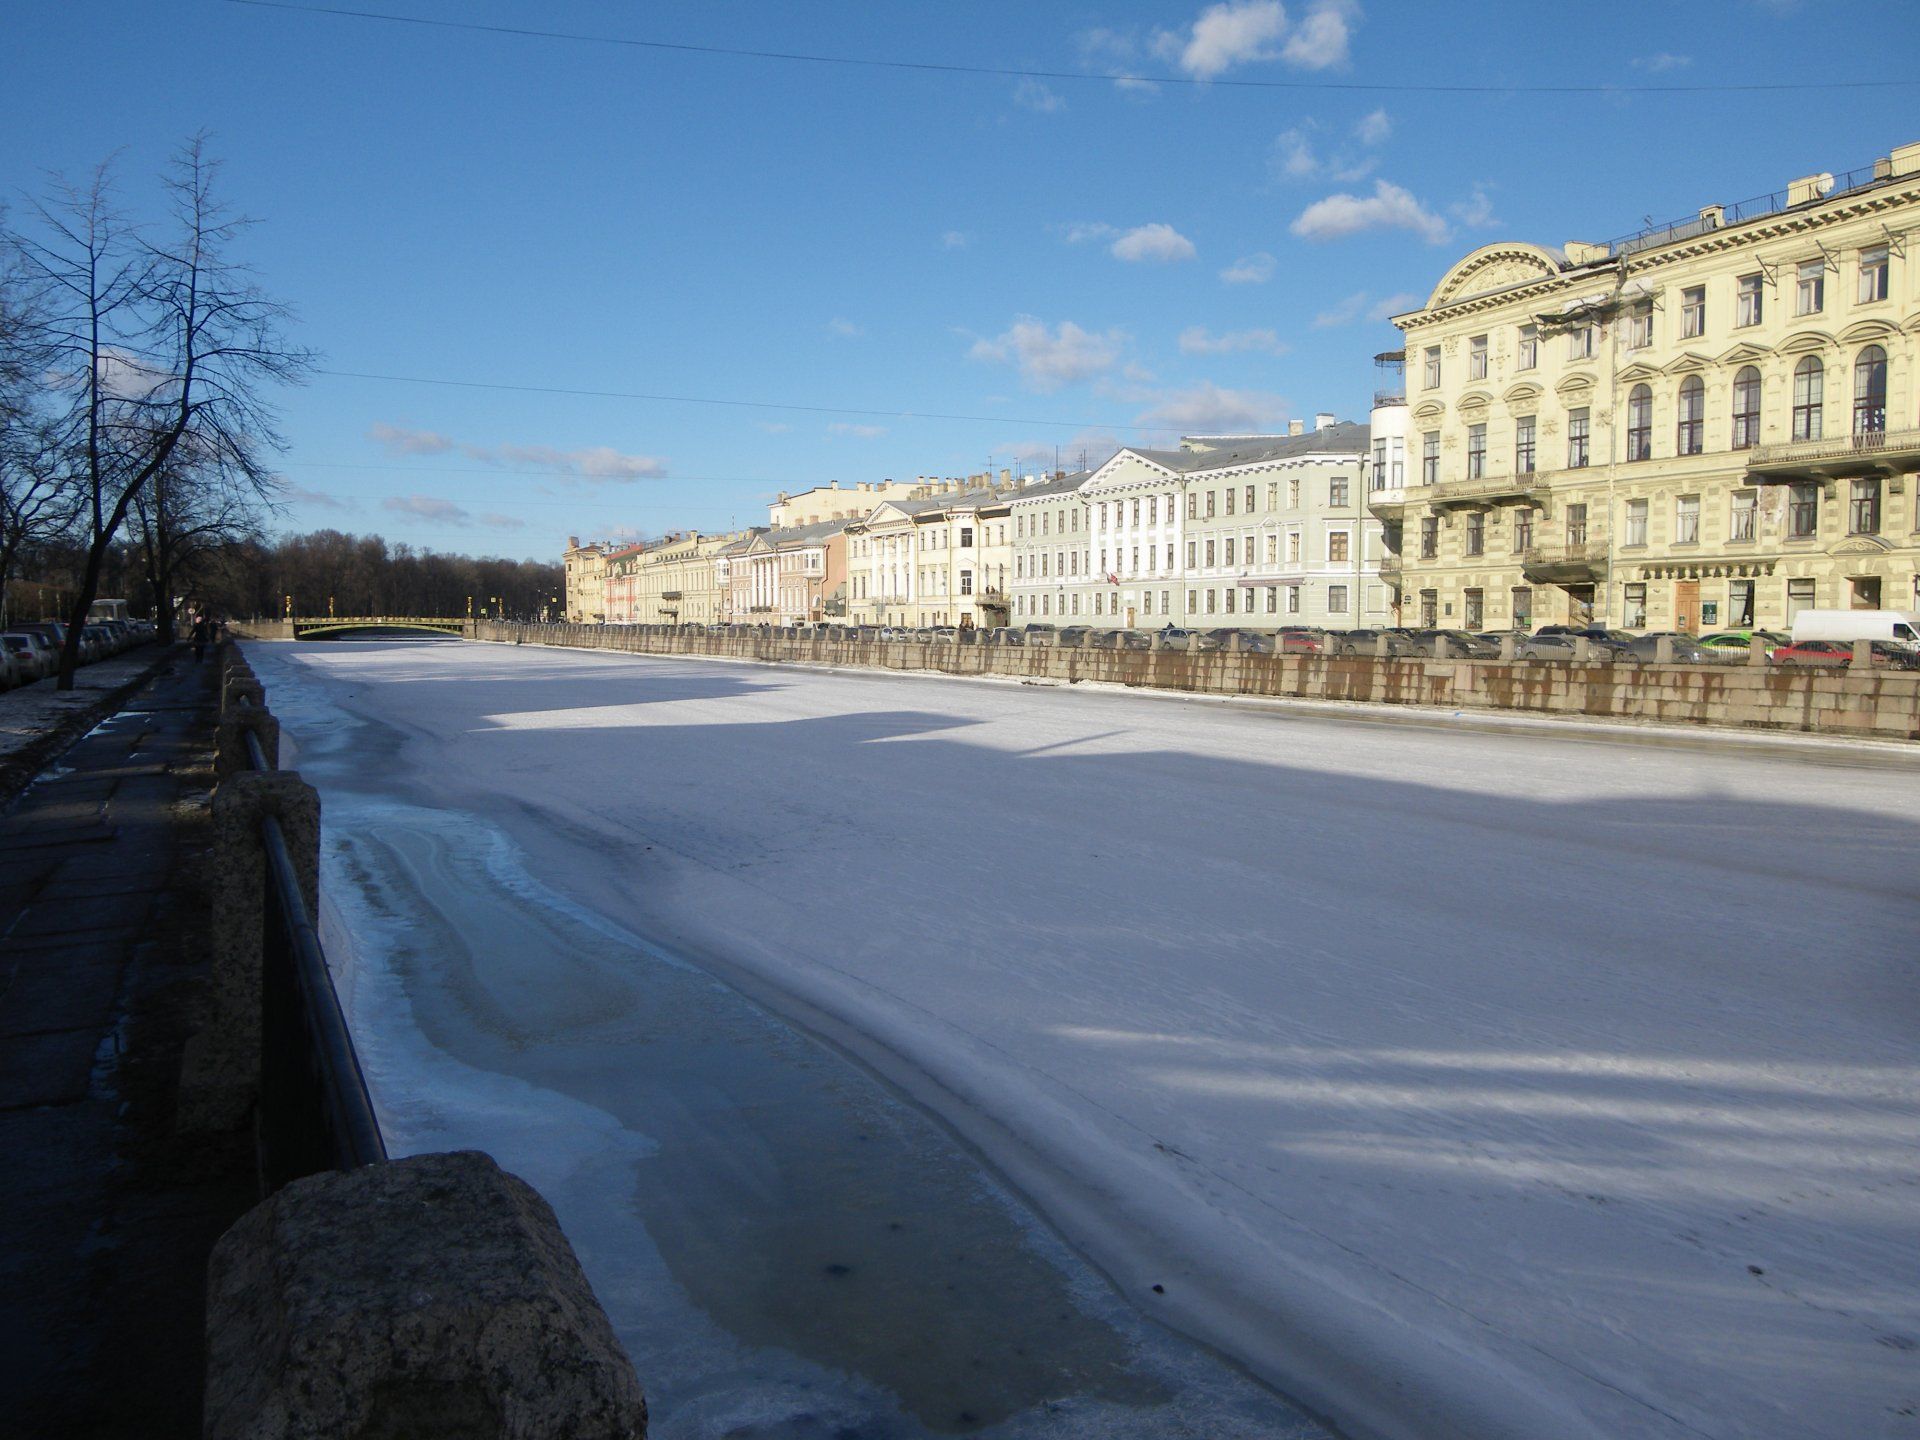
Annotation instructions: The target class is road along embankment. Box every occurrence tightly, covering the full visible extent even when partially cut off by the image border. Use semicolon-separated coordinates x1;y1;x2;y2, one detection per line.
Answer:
459;621;1920;741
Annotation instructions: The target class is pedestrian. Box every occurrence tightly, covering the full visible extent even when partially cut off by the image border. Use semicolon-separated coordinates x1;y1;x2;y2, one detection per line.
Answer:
190;613;211;664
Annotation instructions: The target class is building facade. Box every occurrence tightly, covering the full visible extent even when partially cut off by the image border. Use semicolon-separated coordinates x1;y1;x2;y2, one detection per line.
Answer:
1387;139;1920;634
562;537;619;623
1008;471;1093;624
598;542;650;624
635;531;742;626
848;483;1015;628
727;519;850;625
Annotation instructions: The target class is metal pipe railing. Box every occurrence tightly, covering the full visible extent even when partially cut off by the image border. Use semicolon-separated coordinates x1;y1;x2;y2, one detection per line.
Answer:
239;701;387;1185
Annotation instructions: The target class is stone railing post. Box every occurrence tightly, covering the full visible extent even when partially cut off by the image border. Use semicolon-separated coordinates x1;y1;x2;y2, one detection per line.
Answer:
177;770;322;1136
1573;637;1592;663
1853;638;1873;667
1434;634;1451;660
1499;635;1518;661
1375;634;1391;660
1654;636;1675;665
205;1151;648;1440
1749;634;1769;666
215;708;281;780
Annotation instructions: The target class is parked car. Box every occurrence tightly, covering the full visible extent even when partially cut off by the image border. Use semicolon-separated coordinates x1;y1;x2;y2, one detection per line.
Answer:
1087;629;1122;650
2;632;52;681
1277;629;1325;655
0;647;20;689
1156;627;1195;652
1624;631;1710;664
1326;628;1422;658
1055;625;1091;648
1119;630;1153;651
1696;630;1785;661
928;626;959;641
986;627;1024;646
1534;625;1636;660
1788;608;1920;653
1770;638;1919;669
1406;629;1500;659
1511;632;1580;661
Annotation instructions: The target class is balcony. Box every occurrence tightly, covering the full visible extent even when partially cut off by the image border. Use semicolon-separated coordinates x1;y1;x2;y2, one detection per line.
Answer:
660;589;683;600
1366;486;1406;518
1430;471;1544;509
1521;537;1609;585
1746;426;1920;482
1372;390;1406;409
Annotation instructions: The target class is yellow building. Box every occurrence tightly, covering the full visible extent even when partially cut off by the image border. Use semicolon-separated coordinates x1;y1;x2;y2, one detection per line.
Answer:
562;536;617;623
847;481;1015;629
636;531;742;625
1385;139;1920;634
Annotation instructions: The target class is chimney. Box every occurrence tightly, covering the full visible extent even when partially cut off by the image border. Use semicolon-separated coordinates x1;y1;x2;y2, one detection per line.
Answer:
1288;419;1305;436
1315;412;1336;432
999;467;1011;485
830;479;839;489
568;535;580;548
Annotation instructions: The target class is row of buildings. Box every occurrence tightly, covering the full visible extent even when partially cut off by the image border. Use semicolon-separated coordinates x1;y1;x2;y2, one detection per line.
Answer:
566;139;1920;636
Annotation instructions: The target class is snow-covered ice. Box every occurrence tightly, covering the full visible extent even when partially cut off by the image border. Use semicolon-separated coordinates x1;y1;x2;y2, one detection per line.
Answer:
256;638;1920;1440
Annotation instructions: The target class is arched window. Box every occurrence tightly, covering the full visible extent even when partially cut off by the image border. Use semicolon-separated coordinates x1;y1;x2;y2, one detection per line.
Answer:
1732;366;1762;449
1791;357;1824;442
1676;376;1705;455
1626;384;1653;461
1853;345;1888;434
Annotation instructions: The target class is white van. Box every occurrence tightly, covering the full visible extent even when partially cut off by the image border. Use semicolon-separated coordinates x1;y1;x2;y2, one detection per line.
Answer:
1789;609;1920;652
87;598;131;625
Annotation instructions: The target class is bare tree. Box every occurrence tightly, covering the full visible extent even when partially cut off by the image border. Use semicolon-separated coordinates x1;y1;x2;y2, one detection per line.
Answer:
130;441;266;640
10;137;311;687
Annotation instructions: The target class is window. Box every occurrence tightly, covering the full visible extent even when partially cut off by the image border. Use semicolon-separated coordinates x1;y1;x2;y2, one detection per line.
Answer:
1627;301;1653;349
1788;483;1818;538
1419;590;1438;628
1681;286;1705;338
1245;485;1255;512
1265;534;1278;563
1205;539;1216;566
1390;437;1404;486
1623;583;1647;628
1421;432;1440;485
1512;586;1533;629
1327;530;1351;563
1517;323;1538;370
1567;324;1595;360
1206;490;1217;518
1567;503;1588;547
1515;415;1536;475
1224;588;1236;614
1286;585;1301;614
1624;498;1648;547
1792;357;1824;441
1731;367;1762;449
1464;588;1484;630
1730;580;1755;627
1730;490;1757;542
1328;584;1349;613
1224;488;1235;517
1469;334;1489;379
1465;512;1484;556
1186;493;1197;519
1186;589;1197;613
1568;409;1590;468
1676;376;1704;455
1419;516;1438;559
1737;273;1764;327
1131;498;1141;525
1288;478;1301;507
959;526;974;548
1223;538;1234;566
1265;586;1277;613
1796;259;1824;316
1787;578;1815;618
1287;531;1301;562
1854;345;1888;433
1373;437;1387;486
1850;478;1881;535
1423;346;1441;388
1626;385;1653;461
1675;495;1700;545
959;569;973;594
1514;508;1535;552
1147;497;1157;524
1859;244;1890;303
1466;424;1486;479
1329;477;1350;507
1138;591;1149;616
1205;589;1216;614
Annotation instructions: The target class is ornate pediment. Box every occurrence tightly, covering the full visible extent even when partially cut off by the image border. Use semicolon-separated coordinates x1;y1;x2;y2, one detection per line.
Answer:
1412;400;1446;421
1616;361;1662;384
1830;535;1894;556
1503;382;1543;405
1837;318;1898;345
1663;350;1714;375
1457;389;1493;413
1427;244;1565;310
1778;329;1835;355
1555;371;1597;397
1717;341;1773;366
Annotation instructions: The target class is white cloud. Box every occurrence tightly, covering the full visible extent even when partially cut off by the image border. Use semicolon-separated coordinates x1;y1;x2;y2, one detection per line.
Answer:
1291;179;1449;244
370;423;668;481
1312;289;1420;327
1283;0;1358;69
383;495;469;523
1219;251;1276;284
1111;223;1197;263
1274;126;1320;178
479;513;526;530
1136;381;1290;434
1450;184;1499;230
755;421;793;434
1077;26;1162;96
827;422;886;439
941;230;969;249
367;422;455;456
1353;107;1391;144
1058;220;1119;244
1013;77;1066;113
826;317;864;338
1631;52;1692;72
1178;325;1288;355
284;484;348;510
968;316;1126;392
1271;118;1375;183
1159;0;1287;79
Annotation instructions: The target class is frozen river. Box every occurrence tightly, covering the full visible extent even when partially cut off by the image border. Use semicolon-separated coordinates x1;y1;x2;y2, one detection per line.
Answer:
253;638;1920;1440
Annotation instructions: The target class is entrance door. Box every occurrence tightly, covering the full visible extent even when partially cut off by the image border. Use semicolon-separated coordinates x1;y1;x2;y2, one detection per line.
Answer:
1673;580;1699;633
1125;606;1136;627
1566;585;1595;625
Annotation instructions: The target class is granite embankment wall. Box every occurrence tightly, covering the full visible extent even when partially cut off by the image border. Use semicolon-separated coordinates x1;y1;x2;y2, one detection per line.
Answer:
457;622;1920;741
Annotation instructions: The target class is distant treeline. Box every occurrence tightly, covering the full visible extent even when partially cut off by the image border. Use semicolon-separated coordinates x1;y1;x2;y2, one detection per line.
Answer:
197;530;565;621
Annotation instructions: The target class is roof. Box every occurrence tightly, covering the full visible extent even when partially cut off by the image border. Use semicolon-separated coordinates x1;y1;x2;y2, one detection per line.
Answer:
764;516;852;550
1006;470;1093;505
1116;424;1370;475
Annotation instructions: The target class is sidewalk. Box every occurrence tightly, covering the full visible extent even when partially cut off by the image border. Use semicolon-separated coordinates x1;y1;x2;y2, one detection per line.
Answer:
0;650;255;1439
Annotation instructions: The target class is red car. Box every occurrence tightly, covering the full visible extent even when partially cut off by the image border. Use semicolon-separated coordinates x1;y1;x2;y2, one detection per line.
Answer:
1279;631;1324;655
1768;639;1919;669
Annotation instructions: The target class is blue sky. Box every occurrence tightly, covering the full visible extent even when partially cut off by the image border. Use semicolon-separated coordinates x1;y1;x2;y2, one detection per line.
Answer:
6;1;1917;560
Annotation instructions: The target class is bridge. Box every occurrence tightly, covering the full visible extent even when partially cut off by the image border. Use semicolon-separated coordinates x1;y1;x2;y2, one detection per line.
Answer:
287;616;470;640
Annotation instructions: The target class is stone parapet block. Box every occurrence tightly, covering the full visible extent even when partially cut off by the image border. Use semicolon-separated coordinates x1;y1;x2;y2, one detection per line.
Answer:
205;1151;647;1440
215;708;281;781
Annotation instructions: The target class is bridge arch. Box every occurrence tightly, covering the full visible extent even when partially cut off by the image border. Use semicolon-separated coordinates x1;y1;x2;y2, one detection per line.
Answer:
290;617;468;640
